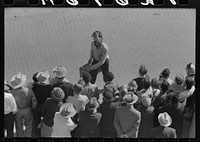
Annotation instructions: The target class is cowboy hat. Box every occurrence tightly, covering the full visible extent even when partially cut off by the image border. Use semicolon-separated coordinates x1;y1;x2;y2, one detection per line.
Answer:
59;103;77;118
53;65;67;78
86;97;99;110
141;95;151;108
36;71;51;84
123;91;138;104
10;72;27;89
158;112;172;127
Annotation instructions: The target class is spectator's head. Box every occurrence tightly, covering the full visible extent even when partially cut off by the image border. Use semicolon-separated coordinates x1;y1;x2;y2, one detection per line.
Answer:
86;97;99;110
128;80;138;91
103;91;115;102
119;85;128;101
185;77;195;90
161;80;169;92
174;74;184;85
10;72;27;89
143;75;151;90
51;87;65;102
105;71;114;82
32;72;39;83
185;63;195;76
161;68;170;79
141;95;151;108
151;78;160;89
82;71;91;84
139;64;148;76
73;83;83;94
59;103;77;118
123;92;138;106
158;112;172;127
53;65;67;79
36;71;51;85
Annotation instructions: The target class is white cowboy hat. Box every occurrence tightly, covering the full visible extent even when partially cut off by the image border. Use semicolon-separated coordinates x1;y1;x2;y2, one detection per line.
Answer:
36;71;50;84
59;103;77;118
53;65;67;78
10;72;27;89
141;95;151;108
158;112;172;127
123;91;138;104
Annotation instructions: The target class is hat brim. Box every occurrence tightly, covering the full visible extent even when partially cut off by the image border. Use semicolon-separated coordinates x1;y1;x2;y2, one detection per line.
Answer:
86;103;99;110
60;110;77;118
56;74;66;78
37;72;51;84
158;114;172;127
11;75;27;89
124;95;138;104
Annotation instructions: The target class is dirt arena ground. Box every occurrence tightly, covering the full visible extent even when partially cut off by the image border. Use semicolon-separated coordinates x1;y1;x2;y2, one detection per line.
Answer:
4;8;195;137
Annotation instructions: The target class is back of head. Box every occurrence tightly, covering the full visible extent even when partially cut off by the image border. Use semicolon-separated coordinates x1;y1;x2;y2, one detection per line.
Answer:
161;80;169;92
105;71;114;82
186;63;195;76
73;83;83;94
174;74;184;85
32;72;39;83
151;78;160;89
51;87;65;102
185;77;194;90
139;64;148;76
143;75;151;90
161;68;170;79
82;71;91;84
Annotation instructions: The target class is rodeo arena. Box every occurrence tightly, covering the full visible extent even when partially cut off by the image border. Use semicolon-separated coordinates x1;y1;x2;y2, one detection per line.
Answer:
4;8;195;138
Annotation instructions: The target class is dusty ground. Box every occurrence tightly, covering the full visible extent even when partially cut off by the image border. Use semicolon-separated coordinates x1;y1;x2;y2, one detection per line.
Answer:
4;8;195;137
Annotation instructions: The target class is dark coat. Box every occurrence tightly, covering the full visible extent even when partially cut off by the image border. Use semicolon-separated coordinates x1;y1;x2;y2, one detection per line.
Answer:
138;106;154;138
32;83;53;105
157;104;184;138
76;109;102;137
97;101;120;137
150;126;176;138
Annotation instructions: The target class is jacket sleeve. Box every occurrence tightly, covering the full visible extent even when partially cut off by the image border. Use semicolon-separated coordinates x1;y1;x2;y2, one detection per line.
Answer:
114;109;123;137
126;112;141;138
29;88;38;109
